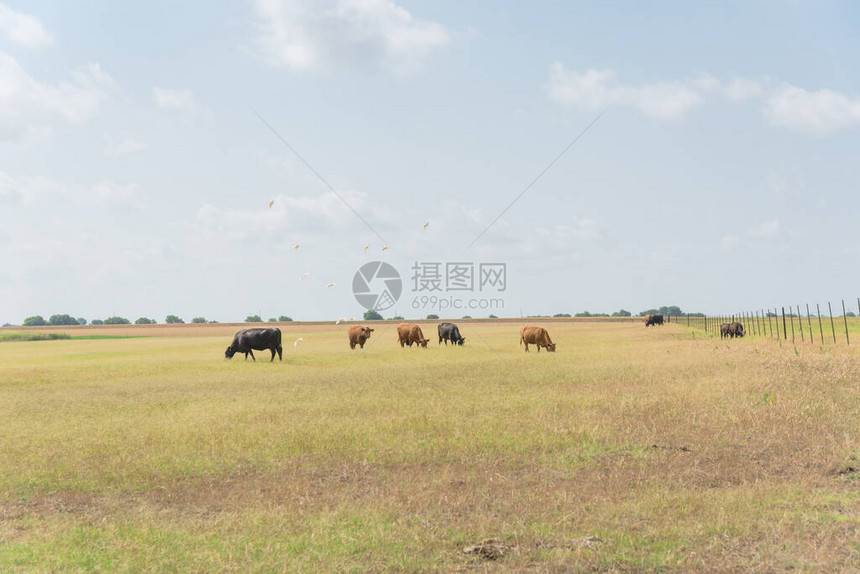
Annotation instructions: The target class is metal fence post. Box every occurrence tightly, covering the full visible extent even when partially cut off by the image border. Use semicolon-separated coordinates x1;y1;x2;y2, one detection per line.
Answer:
797;305;804;342
842;300;850;346
817;303;824;345
829;301;836;344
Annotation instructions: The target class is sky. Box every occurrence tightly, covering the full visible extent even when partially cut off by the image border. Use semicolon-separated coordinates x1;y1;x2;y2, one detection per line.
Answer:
2;0;859;323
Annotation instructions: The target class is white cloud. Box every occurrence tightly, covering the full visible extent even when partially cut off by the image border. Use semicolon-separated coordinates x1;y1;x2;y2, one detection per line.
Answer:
254;0;450;72
105;138;147;156
764;84;860;135
537;219;600;241
724;77;765;101
748;219;779;238
545;66;860;135
193;189;371;242
0;3;52;49
545;64;704;119
152;87;196;110
0;54;114;142
0;171;141;208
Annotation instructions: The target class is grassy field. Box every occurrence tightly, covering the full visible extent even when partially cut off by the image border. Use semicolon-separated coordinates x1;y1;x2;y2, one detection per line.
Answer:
1;321;859;571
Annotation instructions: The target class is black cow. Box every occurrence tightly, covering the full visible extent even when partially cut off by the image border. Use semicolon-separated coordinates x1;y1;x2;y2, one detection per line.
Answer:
438;322;465;346
645;314;664;327
729;322;745;338
225;328;283;361
720;322;731;339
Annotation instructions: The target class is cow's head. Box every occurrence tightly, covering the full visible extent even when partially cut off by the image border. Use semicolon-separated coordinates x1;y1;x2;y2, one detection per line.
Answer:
419;338;429;348
225;346;236;359
364;327;375;337
457;337;465;346
545;343;557;352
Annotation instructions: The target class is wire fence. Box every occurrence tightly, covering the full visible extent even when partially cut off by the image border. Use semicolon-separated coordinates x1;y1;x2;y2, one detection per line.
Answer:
675;298;859;346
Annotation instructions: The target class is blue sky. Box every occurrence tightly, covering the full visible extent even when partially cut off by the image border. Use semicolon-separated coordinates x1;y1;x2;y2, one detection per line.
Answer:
2;1;859;323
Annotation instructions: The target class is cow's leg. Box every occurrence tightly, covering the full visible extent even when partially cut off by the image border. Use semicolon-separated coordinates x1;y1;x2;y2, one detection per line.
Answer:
350;342;355;349
249;350;256;361
524;342;529;352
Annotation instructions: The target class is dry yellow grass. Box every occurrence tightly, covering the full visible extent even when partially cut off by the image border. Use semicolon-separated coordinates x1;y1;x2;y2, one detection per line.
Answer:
1;321;859;571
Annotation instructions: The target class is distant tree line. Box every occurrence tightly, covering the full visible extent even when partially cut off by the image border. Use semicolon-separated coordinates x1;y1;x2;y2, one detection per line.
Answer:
638;306;704;317
10;312;301;327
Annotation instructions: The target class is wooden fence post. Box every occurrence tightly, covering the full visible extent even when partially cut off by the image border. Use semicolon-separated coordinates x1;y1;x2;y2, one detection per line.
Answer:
806;304;813;345
842;300;850;346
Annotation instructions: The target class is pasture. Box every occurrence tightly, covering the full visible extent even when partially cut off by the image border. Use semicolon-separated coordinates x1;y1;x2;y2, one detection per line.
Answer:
1;321;859;571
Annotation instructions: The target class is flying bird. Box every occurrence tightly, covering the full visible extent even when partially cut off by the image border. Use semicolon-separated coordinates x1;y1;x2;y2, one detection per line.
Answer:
268;200;275;208
363;244;370;254
293;337;303;348
423;221;429;230
326;282;336;289
292;243;301;252
381;246;389;252
299;272;310;280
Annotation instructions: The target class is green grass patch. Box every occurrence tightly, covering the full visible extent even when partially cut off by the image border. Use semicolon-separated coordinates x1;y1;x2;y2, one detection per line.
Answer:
0;332;70;342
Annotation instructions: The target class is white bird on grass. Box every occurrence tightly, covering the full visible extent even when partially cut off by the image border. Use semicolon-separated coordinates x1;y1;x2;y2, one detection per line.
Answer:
293;337;303;348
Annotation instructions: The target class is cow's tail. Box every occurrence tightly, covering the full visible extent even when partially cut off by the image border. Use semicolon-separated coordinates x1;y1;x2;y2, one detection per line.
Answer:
275;328;282;348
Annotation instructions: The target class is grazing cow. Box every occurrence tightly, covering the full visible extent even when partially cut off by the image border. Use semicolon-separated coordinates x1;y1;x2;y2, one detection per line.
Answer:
397;323;429;348
348;325;374;349
225;328;282;361
645;314;664;327
438;322;465;346
520;325;556;352
720;322;731;339
729;322;745;338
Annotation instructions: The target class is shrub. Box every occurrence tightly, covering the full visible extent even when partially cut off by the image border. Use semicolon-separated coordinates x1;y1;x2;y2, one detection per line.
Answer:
135;318;154;325
103;316;130;325
278;316;293;322
553;313;571;318
363;310;383;321
245;315;262;323
49;314;80;326
91;319;104;325
191;317;207;323
165;315;184;324
23;315;48;326
488;314;498;319
426;314;440;320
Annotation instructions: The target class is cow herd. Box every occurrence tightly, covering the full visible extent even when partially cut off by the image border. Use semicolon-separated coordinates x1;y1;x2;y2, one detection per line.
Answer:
720;322;746;339
223;315;746;361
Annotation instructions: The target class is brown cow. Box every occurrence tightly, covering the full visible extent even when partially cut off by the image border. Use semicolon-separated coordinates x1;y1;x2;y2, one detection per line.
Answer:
520;325;556;352
348;325;374;349
397;323;429;348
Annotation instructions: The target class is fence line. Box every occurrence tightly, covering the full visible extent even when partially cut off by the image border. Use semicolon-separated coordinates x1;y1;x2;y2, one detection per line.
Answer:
669;297;856;346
